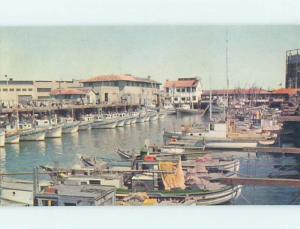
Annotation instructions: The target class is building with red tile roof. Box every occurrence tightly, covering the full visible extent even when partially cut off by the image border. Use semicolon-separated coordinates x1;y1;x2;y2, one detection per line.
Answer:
164;78;202;106
50;88;97;104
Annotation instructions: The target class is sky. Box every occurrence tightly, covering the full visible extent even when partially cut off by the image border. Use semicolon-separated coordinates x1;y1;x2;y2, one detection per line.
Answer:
0;25;299;89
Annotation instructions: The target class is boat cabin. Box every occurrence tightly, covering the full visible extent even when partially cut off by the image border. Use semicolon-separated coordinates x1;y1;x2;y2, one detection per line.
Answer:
18;123;32;130
34;184;116;206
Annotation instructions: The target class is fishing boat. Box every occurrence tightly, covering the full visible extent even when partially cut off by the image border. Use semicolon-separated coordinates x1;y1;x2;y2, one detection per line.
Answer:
78;114;94;131
149;112;159;121
91;115;117;129
35;118;62;138
0;130;5;147
176;104;208;115
116;114;126;127
5;131;20;144
258;139;276;145
144;115;150;122
130;117;137;124
4;124;20;144
136;113;146;123
60;117;79;134
19;123;46;141
158;112;167;119
124;116;132;125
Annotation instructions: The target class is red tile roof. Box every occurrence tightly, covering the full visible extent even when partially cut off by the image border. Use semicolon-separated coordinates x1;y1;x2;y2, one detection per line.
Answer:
50;89;87;96
80;74;160;84
271;88;299;96
164;80;199;88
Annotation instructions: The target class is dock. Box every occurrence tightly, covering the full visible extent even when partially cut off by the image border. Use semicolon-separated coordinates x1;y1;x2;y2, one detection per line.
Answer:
218;177;300;188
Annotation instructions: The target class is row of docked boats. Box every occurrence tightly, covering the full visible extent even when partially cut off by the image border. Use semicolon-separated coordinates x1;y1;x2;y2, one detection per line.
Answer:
0;144;242;206
0;111;167;147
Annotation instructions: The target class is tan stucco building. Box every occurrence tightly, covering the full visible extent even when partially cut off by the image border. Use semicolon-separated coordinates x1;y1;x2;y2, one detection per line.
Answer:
80;74;161;106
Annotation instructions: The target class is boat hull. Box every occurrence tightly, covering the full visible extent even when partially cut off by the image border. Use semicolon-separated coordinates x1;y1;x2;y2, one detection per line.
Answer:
20;129;45;141
62;123;79;134
130;118;137;124
78;121;93;131
0;132;5;147
124;118;132;125
45;126;62;138
149;114;159;121
5;134;20;144
116;119;125;127
92;120;117;129
136;116;145;123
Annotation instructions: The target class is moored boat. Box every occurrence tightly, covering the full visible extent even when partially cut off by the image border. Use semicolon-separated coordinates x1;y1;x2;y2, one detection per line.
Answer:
19;123;46;141
0;130;5;147
5;130;20;144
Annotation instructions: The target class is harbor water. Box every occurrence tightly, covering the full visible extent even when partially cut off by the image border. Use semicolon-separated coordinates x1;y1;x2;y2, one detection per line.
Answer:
0;114;300;205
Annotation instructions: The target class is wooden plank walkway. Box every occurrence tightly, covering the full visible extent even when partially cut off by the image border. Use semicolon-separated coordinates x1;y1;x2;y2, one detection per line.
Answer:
278;116;300;122
243;147;300;154
0;103;140;113
219;177;300;188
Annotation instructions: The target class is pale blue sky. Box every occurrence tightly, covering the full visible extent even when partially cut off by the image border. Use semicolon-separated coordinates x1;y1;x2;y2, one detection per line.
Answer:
0;26;299;89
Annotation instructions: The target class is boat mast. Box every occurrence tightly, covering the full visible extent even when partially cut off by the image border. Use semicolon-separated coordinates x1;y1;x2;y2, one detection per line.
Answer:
209;74;212;122
225;30;229;121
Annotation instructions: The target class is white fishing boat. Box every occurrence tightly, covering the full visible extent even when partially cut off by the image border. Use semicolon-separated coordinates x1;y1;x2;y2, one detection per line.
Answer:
19;123;46;141
136;113;146;123
149;113;159;121
144;115;150;122
60;117;79;134
35;119;62;138
158;112;167;119
78;114;94;131
5;131;20;144
91;115;117;129
177;104;207;115
124;117;132;125
115;113;126;127
130;117;137;124
0;130;5;147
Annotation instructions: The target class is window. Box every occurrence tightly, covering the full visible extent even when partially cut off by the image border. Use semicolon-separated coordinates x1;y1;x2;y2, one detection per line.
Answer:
192;87;196;92
181;88;185;92
166;88;169;93
3;89;8;92
16;88;21;91
187;88;191;92
64;203;76;206
89;180;101;185
9;88;14;91
193;96;197;101
104;93;108;102
182;97;185;101
176;88;180;92
37;88;51;92
22;88;27;91
174;97;178;101
28;88;32;91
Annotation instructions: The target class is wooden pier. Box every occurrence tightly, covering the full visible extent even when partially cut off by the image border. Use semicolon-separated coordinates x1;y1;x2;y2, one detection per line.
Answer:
278;116;300;122
243;146;300;154
0;103;141;114
218;177;300;188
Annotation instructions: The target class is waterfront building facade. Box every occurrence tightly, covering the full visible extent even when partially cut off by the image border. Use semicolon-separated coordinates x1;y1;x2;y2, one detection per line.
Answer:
164;77;202;107
50;88;97;104
80;74;161;106
0;79;81;106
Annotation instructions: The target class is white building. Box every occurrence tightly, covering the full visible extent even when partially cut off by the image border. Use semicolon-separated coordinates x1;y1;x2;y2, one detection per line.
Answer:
164;78;202;107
